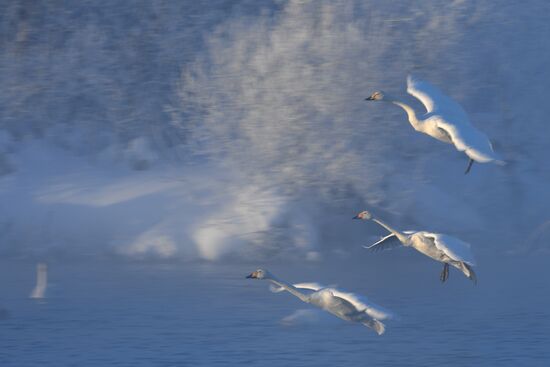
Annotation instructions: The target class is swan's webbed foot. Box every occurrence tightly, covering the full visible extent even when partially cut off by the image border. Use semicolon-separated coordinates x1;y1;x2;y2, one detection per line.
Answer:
440;263;449;283
464;159;474;174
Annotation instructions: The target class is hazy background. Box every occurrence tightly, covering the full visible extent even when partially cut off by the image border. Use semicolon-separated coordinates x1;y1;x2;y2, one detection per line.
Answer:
1;0;550;261
1;1;550;365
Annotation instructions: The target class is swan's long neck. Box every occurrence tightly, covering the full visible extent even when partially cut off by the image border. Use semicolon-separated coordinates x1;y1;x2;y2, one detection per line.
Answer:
391;100;424;131
267;277;309;303
371;217;409;245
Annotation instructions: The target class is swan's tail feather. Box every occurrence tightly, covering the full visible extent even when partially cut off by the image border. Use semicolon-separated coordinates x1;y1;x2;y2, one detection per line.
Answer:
458;262;477;284
463;263;477;284
363;319;386;335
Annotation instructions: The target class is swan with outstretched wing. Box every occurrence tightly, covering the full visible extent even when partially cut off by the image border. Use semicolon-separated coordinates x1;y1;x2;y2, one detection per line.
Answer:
365;76;504;174
247;269;393;335
354;210;477;283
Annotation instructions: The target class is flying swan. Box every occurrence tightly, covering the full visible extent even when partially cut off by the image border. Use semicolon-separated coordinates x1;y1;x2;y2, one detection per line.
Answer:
365;75;504;173
353;210;477;283
246;268;393;335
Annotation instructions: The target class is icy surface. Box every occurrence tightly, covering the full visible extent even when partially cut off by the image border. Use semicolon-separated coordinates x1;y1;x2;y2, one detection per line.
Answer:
1;257;549;366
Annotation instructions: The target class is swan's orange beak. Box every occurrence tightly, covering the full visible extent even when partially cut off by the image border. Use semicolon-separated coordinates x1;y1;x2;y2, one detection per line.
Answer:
246;271;258;279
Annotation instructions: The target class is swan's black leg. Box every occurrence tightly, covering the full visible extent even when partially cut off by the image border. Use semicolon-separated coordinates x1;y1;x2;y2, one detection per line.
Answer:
440;263;449;282
464;159;474;174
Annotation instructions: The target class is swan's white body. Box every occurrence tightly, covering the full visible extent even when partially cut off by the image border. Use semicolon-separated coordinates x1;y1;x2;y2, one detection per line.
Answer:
30;263;48;299
366;76;504;172
247;269;393;335
354;211;477;283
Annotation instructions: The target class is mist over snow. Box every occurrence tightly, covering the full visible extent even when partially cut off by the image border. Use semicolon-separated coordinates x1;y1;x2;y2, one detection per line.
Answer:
1;0;550;262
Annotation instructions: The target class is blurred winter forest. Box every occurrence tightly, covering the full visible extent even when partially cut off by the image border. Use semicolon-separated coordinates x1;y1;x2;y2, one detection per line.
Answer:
1;0;549;261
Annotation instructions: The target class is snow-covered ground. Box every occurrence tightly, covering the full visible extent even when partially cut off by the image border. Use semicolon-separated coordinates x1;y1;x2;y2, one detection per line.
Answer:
0;138;322;261
1;0;550;262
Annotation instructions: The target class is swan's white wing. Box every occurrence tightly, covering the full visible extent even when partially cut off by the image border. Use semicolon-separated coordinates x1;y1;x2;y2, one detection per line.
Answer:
363;233;401;252
363;231;416;252
407;75;467;117
293;283;325;291
327;288;394;321
408;76;503;163
433;117;504;163
426;233;476;265
269;282;325;293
